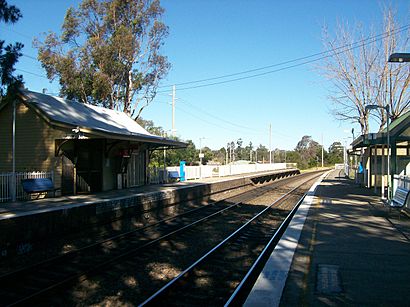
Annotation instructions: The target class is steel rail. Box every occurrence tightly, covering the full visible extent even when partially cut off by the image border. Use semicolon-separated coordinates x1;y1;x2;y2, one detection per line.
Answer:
139;176;314;306
225;192;307;306
3;171;311;306
225;171;327;305
1;170;302;282
5;199;246;306
0;200;217;279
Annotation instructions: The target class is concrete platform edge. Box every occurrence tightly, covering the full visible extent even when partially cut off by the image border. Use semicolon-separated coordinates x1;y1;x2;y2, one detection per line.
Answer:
244;171;330;307
0;170;299;259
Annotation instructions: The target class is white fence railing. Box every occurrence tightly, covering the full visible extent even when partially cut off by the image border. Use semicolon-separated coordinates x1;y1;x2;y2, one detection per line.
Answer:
0;171;53;203
147;167;167;184
149;163;292;183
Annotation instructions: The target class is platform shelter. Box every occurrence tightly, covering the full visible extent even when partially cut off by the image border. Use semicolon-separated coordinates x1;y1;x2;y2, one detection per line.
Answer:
351;110;410;197
0;89;185;199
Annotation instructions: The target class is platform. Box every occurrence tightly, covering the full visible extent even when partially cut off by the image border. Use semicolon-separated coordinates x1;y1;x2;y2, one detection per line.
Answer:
0;169;299;259
246;169;410;306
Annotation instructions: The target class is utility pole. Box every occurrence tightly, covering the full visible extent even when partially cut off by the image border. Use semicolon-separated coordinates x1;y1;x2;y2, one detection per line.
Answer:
352;128;357;168
163;131;167;182
321;134;324;168
269;124;272;164
228;143;232;163
11;99;16;202
199;137;205;165
171;85;176;137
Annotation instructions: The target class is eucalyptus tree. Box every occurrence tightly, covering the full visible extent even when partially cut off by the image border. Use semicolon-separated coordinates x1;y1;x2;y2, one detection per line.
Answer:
295;135;321;168
35;0;170;119
0;0;23;97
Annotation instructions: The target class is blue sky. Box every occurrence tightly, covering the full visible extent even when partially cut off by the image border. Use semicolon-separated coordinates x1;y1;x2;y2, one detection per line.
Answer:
2;0;409;151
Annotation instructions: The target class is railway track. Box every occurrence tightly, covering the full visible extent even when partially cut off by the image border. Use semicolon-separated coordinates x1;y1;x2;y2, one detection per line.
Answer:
140;174;321;306
0;171;323;306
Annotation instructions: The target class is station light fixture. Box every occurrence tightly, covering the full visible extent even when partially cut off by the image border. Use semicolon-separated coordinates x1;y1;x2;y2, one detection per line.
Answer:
388;53;410;63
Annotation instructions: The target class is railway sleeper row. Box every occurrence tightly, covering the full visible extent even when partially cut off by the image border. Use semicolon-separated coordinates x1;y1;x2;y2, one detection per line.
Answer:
141;175;320;306
1;172;320;305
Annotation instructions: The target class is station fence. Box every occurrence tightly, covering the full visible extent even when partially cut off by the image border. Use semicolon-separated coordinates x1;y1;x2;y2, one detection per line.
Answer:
0;171;53;203
1;164;296;202
150;163;294;183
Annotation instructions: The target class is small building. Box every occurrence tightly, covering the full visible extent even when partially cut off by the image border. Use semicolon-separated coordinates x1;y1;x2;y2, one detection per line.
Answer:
0;89;185;196
351;110;410;196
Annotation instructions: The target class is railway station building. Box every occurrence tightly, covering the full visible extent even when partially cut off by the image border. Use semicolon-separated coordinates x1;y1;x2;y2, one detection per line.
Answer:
0;89;186;196
351;110;410;196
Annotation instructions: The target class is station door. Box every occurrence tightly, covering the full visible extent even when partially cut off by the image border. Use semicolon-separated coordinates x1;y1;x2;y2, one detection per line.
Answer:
127;151;145;187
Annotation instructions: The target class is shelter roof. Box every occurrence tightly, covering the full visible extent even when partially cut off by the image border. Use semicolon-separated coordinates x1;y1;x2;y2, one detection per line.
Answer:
16;89;186;149
351;110;410;149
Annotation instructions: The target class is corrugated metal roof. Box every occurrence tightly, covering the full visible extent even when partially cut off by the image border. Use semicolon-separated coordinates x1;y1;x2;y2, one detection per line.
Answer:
351;110;410;149
381;110;410;133
19;89;186;148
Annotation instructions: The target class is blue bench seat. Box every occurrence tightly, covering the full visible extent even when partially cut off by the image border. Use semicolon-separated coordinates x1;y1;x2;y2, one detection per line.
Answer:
21;178;60;198
168;171;180;182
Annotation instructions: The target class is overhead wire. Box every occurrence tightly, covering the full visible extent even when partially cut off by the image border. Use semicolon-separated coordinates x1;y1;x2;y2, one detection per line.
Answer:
15;68;47;79
174;102;290;140
1;25;47;77
178;97;254;130
6;23;409;93
175;105;263;136
157;24;410;92
177;97;292;138
0;25;33;40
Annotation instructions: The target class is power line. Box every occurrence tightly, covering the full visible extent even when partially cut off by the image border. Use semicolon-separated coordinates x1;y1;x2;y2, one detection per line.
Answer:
11;22;409;99
15;68;48;79
158;24;410;91
157;100;258;134
0;25;33;40
178;97;253;130
178;97;292;138
4;21;408;90
22;53;38;61
176;103;290;140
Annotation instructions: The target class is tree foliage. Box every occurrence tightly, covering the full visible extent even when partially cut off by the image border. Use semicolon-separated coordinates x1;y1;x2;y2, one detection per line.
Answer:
319;8;410;134
34;0;170;119
139;117;341;170
327;141;344;165
294;135;322;169
256;144;269;163
136;118;198;167
0;0;23;97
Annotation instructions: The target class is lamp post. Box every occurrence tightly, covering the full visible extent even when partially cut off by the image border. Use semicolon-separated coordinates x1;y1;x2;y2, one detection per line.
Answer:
339;138;346;175
341;136;351;177
365;104;390;200
386;52;410;198
351;128;357;167
388;53;410;63
199;137;206;179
